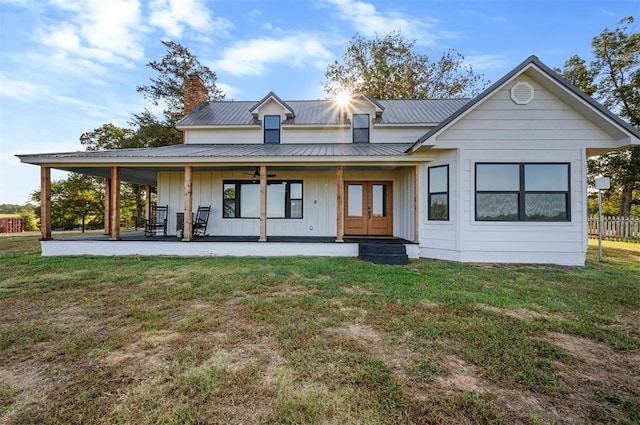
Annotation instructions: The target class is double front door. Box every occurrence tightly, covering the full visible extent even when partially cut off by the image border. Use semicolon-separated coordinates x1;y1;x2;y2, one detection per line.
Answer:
345;181;393;236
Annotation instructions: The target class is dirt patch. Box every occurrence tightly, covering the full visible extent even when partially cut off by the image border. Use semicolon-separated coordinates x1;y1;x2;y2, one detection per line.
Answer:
435;355;487;393
546;332;640;396
326;323;418;381
101;331;181;373
343;286;379;296
478;304;550;321
477;304;582;323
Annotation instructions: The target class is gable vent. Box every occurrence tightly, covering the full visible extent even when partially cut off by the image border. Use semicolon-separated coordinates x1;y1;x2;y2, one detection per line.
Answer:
511;82;534;105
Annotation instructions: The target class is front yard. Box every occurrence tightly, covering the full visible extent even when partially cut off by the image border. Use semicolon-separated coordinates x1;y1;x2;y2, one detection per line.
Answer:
1;234;638;424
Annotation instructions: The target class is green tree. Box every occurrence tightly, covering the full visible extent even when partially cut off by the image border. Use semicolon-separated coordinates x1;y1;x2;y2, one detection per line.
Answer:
80;124;137;150
323;31;488;99
559;17;640;217
80;124;147;228
30;174;104;232
19;209;38;231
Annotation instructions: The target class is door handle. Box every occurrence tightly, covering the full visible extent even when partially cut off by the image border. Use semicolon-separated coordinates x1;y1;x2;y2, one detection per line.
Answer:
368;207;371;219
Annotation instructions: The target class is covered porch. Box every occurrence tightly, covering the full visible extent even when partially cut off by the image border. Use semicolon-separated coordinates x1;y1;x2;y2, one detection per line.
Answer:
19;143;430;257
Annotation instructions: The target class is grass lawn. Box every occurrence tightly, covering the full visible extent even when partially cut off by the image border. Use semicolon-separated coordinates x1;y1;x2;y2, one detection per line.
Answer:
1;234;638;424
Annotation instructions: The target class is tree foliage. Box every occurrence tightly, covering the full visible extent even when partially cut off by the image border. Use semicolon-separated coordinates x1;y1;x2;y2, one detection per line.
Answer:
559;17;640;216
30;173;105;232
323;31;488;99
80;124;137;150
136;40;224;121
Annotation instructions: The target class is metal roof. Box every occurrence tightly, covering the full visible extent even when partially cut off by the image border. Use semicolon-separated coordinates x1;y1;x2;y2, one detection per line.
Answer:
18;143;415;162
177;98;469;126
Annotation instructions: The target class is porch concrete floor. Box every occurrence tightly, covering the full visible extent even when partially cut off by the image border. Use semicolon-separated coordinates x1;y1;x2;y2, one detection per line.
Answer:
55;231;415;244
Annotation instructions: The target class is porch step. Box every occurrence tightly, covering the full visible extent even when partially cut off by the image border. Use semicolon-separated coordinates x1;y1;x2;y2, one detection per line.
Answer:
358;242;408;265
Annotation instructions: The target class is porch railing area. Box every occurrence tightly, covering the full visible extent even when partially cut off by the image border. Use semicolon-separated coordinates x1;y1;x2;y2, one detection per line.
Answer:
588;216;640;242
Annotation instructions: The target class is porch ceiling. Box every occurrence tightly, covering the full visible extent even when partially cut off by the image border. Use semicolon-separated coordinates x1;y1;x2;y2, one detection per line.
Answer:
56;163;416;186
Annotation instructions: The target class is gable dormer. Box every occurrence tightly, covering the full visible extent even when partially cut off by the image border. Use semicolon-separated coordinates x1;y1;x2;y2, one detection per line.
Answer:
249;91;295;122
249;92;295;144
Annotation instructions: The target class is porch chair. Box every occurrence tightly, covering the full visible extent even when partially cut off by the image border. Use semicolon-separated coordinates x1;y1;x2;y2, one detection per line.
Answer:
144;205;168;237
193;205;211;237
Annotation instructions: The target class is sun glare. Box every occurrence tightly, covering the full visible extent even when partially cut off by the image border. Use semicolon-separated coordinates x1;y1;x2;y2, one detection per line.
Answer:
335;90;351;107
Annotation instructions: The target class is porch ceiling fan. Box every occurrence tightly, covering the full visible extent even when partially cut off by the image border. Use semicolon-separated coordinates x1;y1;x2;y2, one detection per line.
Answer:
244;166;276;178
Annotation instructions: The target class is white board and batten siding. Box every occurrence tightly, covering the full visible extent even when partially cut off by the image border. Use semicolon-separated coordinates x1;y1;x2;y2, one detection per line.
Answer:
157;168;416;240
418;76;603;265
185;125;431;145
158;170;338;238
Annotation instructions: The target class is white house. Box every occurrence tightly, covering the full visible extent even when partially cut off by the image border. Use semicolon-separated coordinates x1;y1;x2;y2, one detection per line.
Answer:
17;56;639;265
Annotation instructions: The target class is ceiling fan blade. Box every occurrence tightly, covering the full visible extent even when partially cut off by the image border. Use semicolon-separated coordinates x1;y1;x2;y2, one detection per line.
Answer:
242;167;276;178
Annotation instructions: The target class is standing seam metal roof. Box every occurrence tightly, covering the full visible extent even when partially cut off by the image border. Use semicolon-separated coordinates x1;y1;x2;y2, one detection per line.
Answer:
18;143;415;161
177;98;469;126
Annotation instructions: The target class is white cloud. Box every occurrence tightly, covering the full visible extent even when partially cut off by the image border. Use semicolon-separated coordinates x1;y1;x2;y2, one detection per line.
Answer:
215;34;333;76
0;74;44;101
215;82;238;99
321;0;449;46
38;0;145;66
149;0;233;38
465;54;508;71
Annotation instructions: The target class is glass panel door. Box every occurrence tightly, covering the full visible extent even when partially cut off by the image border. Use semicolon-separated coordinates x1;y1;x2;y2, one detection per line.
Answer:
344;182;392;236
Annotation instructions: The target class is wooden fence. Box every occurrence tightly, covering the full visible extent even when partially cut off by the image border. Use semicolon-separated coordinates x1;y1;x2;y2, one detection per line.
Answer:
588;216;640;242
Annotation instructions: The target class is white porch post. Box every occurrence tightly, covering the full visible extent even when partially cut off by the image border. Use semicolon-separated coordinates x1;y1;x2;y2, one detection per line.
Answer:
336;165;344;242
183;166;193;241
414;165;420;243
259;165;267;241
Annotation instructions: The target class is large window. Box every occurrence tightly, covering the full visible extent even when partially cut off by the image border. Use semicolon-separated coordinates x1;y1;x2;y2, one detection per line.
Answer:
475;163;570;221
353;114;370;143
264;115;281;144
428;165;449;220
223;181;303;218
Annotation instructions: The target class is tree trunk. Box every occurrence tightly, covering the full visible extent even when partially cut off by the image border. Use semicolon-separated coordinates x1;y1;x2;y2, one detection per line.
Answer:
619;184;633;217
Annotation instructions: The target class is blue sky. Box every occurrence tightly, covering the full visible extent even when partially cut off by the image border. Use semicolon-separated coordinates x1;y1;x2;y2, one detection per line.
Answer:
0;0;638;204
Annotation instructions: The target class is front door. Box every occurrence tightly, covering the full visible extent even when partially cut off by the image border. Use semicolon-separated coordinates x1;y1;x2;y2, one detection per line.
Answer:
345;181;393;236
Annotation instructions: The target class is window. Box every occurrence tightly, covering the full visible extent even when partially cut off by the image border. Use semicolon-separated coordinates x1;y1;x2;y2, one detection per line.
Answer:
223;181;303;218
264;115;280;144
428;165;449;220
353;114;369;143
475;163;570;221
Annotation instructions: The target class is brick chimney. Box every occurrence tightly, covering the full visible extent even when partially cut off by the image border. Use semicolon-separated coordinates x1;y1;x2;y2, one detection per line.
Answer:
183;74;209;116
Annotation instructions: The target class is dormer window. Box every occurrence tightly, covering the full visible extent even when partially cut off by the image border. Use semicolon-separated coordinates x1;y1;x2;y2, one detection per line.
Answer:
264;115;281;144
353;114;370;143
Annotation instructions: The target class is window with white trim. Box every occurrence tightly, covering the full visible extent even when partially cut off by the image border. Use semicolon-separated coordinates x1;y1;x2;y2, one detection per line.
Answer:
475;163;570;221
264;115;280;144
223;181;303;218
353;114;370;143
